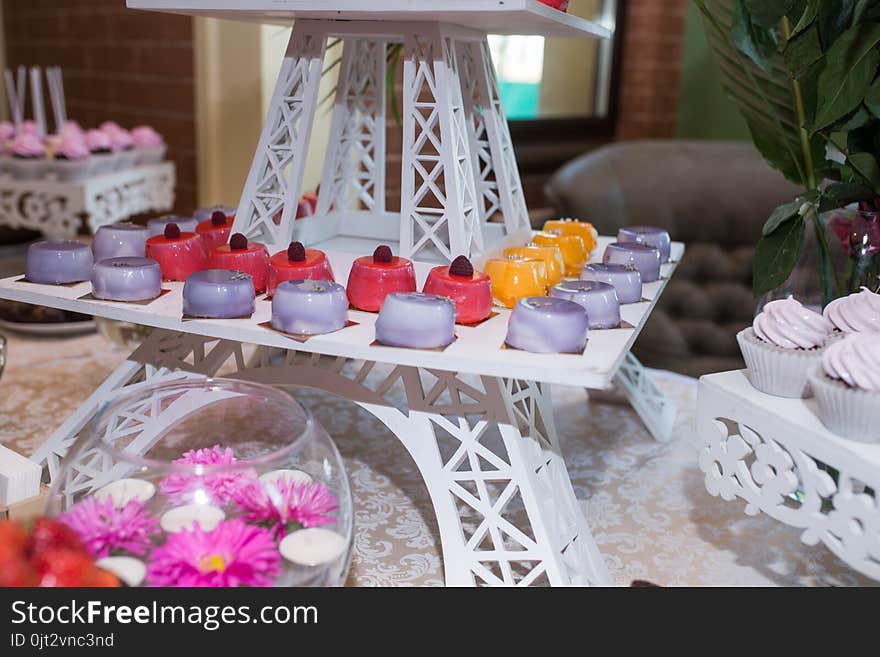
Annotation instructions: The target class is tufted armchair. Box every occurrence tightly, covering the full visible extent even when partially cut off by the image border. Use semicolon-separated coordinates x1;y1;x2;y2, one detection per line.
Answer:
544;140;802;378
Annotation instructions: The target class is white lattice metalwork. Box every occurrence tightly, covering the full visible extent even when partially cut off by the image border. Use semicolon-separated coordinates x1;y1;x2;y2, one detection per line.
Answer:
42;329;609;587
232;23;327;248
0;163;175;239
614;352;678;442
698;370;880;581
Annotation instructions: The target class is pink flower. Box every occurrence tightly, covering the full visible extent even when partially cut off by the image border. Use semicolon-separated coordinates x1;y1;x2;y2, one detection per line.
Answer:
59;497;158;558
831;212;880;258
146;519;280;587
233;479;338;536
159;444;256;506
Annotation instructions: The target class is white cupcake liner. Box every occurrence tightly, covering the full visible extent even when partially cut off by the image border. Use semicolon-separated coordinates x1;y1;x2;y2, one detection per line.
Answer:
8;157;50;180
809;366;880;443
116;149;138;171
737;327;823;398
90;152;116;175
52;158;94;182
136;145;166;166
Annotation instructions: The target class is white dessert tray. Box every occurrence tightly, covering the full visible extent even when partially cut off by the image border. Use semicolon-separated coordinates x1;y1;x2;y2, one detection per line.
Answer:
126;0;612;39
0;235;682;389
698;369;880;581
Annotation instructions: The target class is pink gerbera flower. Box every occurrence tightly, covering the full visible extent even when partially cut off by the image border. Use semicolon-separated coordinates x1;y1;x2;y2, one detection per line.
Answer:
146;519;280;587
233;479;338;537
159;444;255;505
59;497;158;558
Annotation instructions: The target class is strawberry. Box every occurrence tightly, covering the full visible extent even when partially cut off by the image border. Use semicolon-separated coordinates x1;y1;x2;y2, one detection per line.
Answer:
0;520;30;553
0;553;37;587
33;548;95;587
28;518;87;557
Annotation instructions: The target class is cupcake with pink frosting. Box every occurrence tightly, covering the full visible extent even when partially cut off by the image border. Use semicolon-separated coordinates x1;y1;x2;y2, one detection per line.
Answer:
131;125;166;165
737;296;834;398
8;132;49;180
0;122;15;175
104;124;137;170
809;333;880;442
52;133;93;181
85;128;115;174
823;287;880;333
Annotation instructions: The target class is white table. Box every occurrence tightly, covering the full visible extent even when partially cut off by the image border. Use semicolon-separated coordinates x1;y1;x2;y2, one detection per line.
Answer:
697;370;880;581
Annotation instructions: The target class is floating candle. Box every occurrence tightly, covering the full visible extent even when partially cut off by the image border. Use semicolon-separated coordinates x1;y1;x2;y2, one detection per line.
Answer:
543;218;598;254
580;263;643;304
550;280;621;329
271;279;348;335
95;556;146;587
93;478;156;507
422;256;492;324
92;222;149;262
208;234;270;293
26;240;93;284
146;214;198;237
375;292;456;349
91;257;163;302
145;224;208;282
505;297;589;354
346;245;417;312
182;269;256;318
617;226;672;263
504;244;565;286
602;242;661;282
532;231;587;276
483;256;548;308
259;469;313;487
279;528;347;567
267;241;335;296
160;504;225;533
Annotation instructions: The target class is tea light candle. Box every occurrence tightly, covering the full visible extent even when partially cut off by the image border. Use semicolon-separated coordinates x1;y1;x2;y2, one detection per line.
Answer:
483;256;548;309
505;297;589;354
182;269;256;319
603;242;661;282
375;292;456;349
279;528;347;567
95;556;146;587
617;226;672;263
550;280;621;329
160;504;225;533
271;279;348;336
259;469;313;486
93;478;156;507
147;214;198;237
92;222;149;262
504;245;565;286
543;219;598;254
532;232;587;276
580;263;643;304
26;240;93;284
91;257;163;302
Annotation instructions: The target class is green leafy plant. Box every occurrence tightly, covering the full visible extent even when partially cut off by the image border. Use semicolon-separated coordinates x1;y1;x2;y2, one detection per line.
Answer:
695;0;880;303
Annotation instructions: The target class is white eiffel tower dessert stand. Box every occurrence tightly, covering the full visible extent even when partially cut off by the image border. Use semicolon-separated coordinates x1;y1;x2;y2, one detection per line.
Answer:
0;1;684;586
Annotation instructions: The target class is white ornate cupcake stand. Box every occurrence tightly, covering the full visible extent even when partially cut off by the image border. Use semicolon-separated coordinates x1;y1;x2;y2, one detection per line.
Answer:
698;370;880;581
0;163;175;239
0;2;684;586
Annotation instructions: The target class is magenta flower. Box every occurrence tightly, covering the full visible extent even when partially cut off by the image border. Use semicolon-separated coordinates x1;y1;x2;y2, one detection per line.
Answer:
146;519;280;587
233;479;338;536
59;497;158;558
159;444;255;506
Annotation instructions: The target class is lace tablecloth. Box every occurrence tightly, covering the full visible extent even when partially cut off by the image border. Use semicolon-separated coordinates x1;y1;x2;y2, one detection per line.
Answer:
0;330;871;586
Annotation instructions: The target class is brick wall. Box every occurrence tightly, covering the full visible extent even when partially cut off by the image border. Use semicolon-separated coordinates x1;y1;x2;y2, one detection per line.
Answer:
3;1;197;214
615;0;688;140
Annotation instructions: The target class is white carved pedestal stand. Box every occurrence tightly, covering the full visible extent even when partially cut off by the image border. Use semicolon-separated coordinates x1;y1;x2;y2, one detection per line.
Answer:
0;2;683;585
0;162;175;239
698;370;880;581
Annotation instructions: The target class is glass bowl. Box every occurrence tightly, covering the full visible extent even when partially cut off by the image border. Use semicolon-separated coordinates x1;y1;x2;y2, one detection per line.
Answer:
47;377;353;587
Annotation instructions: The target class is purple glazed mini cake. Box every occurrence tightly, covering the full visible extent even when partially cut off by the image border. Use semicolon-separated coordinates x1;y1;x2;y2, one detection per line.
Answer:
182;269;255;319
92;222;150;262
375;292;456;349
91;257;162;302
550;280;621;329
580;263;642;304
617;226;672;263
602;242;662;283
26;240;93;284
809;333;880;442
271;279;348;336
505;297;589;354
737;297;833;398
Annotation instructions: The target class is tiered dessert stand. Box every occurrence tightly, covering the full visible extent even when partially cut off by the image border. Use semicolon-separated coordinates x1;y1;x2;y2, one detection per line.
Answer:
0;1;684;586
0;162;176;239
698;370;880;582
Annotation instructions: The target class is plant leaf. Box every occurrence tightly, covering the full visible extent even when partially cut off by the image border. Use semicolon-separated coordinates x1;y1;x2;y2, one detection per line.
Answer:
865;78;880;118
791;0;819;37
817;0;856;48
731;0;779;74
784;23;823;79
820;182;875;211
812;22;880;131
762;199;802;235
848;152;880;192
744;0;793;28
754;213;806;296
